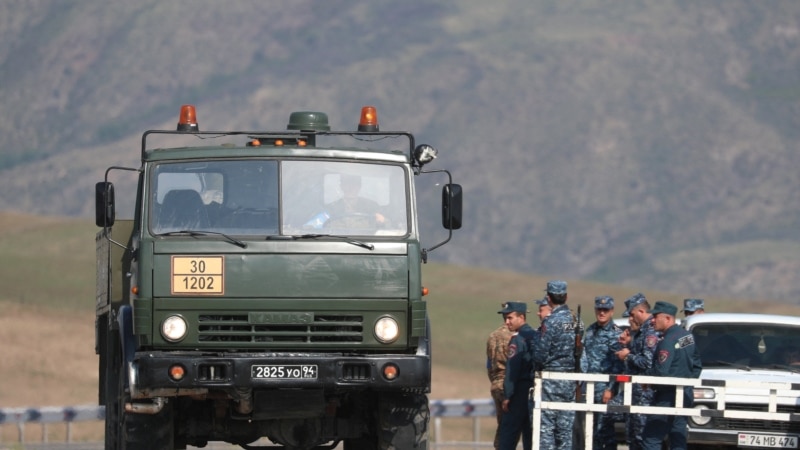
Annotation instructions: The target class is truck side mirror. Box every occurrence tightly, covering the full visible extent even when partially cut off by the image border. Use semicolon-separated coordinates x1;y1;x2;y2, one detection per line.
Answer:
95;182;116;228
442;183;462;230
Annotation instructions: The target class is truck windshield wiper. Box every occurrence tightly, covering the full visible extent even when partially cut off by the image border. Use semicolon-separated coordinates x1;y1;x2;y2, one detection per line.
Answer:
288;234;374;250
158;230;247;248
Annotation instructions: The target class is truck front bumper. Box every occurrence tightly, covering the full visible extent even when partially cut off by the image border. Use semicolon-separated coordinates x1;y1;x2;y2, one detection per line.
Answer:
130;351;431;397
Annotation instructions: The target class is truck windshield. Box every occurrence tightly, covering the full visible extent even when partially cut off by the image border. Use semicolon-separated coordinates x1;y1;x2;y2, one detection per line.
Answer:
149;160;408;237
691;323;800;369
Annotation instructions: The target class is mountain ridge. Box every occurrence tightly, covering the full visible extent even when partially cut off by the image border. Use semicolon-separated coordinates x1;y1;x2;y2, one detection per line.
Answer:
1;0;799;301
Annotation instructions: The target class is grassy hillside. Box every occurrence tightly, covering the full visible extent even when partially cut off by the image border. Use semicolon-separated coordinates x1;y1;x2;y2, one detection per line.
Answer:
2;212;800;442
0;212;95;311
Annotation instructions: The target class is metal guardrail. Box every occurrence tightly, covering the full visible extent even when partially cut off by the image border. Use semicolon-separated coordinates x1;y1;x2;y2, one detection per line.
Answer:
12;373;798;450
429;398;496;448
1;401;499;447
0;405;103;444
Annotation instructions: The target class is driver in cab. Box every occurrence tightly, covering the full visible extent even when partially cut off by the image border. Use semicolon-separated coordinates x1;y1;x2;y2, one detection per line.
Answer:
325;174;386;226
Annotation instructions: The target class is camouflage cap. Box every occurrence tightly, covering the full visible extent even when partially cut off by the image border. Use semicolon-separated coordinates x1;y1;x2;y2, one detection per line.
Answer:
535;296;549;306
650;300;678;317
681;298;705;312
498;301;528;315
625;293;647;314
594;296;614;309
545;280;567;295
621;298;632;317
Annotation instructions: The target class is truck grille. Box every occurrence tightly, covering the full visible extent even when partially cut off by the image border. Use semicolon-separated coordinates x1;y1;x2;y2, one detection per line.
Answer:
197;314;363;344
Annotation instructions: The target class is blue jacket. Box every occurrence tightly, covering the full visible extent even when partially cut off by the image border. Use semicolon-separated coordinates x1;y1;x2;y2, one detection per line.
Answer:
503;323;537;399
625;315;659;374
533;305;577;372
647;323;703;406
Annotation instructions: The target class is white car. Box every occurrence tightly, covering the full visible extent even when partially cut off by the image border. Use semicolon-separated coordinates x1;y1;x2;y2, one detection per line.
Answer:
683;313;800;449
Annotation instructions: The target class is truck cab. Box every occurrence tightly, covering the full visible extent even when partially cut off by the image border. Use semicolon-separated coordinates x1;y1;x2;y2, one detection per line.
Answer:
95;106;461;449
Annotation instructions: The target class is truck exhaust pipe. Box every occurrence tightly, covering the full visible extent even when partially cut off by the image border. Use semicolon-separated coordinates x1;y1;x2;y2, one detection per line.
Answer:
125;397;165;415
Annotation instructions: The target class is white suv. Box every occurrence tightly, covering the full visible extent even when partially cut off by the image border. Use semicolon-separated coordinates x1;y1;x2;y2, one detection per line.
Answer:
684;313;800;449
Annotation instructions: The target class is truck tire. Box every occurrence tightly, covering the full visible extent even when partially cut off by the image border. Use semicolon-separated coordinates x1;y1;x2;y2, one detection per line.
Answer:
104;329;122;450
121;398;175;450
113;362;175;449
377;393;429;450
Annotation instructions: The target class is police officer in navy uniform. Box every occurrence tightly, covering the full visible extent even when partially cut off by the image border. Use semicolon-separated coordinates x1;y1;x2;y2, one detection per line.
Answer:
498;301;537;450
642;301;702;450
532;280;577;450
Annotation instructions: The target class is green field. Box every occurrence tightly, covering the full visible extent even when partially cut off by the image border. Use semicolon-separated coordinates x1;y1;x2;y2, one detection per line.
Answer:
2;212;800;442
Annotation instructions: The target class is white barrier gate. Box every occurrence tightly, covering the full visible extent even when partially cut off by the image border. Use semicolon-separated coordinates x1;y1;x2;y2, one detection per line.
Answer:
532;371;800;450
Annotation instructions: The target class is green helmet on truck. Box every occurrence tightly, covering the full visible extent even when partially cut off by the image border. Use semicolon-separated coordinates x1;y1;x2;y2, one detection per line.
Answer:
95;105;462;449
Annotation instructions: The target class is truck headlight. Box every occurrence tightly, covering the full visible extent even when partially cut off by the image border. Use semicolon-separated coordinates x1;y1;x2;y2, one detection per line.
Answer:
161;315;188;342
374;316;399;343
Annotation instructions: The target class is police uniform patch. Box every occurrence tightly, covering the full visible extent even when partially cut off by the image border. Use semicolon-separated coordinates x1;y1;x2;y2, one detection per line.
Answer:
646;335;658;348
508;343;517;359
658;350;669;363
677;334;695;348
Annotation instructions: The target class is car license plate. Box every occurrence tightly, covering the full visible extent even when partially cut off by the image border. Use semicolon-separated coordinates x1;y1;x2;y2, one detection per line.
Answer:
251;365;318;380
738;433;799;448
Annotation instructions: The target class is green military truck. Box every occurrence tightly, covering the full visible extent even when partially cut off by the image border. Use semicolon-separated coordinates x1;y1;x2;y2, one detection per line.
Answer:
95;105;462;450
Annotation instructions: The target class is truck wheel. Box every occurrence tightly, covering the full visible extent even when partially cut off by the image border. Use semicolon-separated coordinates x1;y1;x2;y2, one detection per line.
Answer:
115;365;175;449
377;393;429;450
104;330;122;449
121;401;175;450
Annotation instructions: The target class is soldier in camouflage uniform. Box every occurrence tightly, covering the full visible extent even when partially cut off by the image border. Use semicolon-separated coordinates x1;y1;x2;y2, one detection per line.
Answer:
532;280;578;450
605;298;635;447
498;302;536;450
614;293;659;450
681;298;705;317
487;311;515;449
581;296;624;450
535;296;552;326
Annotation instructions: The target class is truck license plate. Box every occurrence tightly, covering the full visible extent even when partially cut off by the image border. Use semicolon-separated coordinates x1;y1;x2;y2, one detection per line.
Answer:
251;365;318;380
738;433;799;448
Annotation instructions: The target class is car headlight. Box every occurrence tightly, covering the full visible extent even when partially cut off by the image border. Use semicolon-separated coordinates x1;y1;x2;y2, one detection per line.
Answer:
690;404;712;426
374;316;399;343
161;315;188;342
694;387;715;400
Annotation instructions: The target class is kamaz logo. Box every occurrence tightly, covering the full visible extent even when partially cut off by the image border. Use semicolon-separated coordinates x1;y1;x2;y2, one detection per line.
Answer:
248;312;314;325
